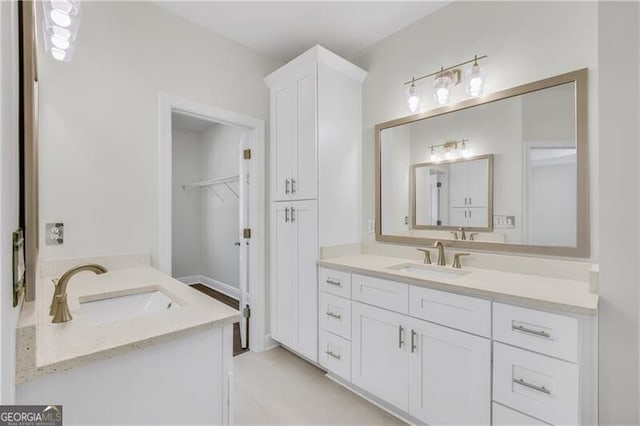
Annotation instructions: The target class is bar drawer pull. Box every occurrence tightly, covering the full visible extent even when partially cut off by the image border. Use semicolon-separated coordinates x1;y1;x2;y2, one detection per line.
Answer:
326;350;341;360
326;311;342;320
326;278;341;286
398;325;405;348
291;178;296;194
285;179;290;194
513;378;551;395
411;329;417;353
512;324;551;339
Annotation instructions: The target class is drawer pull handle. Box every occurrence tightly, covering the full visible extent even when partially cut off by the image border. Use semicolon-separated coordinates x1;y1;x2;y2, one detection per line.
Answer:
326;350;341;360
326;279;341;286
326;311;342;320
411;329;417;353
285;179;290;194
398;325;405;348
512;324;551;339
513;378;551;395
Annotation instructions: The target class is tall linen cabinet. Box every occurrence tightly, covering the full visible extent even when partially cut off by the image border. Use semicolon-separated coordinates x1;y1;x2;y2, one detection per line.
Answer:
265;46;367;361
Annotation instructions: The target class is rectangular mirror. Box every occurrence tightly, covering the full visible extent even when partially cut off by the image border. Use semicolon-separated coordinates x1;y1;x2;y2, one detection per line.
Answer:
412;155;493;231
376;69;589;257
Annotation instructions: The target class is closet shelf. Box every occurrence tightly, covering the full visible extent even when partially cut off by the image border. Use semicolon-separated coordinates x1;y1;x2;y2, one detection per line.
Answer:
182;175;240;199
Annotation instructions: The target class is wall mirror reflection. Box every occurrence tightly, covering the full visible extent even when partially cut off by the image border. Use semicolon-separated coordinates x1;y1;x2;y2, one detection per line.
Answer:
376;69;588;257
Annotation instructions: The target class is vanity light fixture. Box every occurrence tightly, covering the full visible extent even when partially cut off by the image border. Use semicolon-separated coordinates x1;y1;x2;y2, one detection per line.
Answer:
404;55;487;111
427;139;470;162
41;0;82;62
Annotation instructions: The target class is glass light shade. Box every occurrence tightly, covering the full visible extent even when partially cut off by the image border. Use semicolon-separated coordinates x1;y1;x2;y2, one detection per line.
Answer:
406;82;420;113
429;147;437;162
461;142;470;157
50;47;67;61
51;34;70;50
50;0;80;15
433;74;452;105
43;2;81;41
50;9;71;27
465;63;486;97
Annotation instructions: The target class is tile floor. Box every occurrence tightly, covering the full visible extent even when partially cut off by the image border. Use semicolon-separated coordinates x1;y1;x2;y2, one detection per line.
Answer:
234;346;405;425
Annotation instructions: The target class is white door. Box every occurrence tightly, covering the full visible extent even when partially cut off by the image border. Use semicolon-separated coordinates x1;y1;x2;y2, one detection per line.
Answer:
270;203;294;346
408;318;491;425
352;302;410;411
238;133;250;349
271;84;294;201
292;67;318;200
291;199;318;361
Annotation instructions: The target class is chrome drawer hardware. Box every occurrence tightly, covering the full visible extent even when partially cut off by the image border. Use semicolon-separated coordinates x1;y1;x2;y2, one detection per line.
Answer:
326;350;341;360
512;324;551;339
411;329;417;353
285;179;290;194
513;378;551;395
290;207;296;222
398;325;405;348
326;311;342;320
326;278;341;286
291;178;296;194
284;207;290;222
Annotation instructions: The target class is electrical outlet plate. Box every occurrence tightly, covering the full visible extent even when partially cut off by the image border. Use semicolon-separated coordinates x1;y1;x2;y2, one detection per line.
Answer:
493;215;516;229
46;223;64;245
367;219;375;234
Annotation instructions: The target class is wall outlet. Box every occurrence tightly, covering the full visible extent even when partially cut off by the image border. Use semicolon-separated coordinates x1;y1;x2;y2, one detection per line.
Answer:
46;223;64;246
367;219;375;234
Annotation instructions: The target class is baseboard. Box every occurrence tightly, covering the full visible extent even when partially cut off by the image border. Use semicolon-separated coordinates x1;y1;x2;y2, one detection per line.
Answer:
262;335;279;352
177;275;240;300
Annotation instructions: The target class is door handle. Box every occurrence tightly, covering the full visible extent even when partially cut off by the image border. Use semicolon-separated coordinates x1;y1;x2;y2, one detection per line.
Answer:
326;350;341;360
513;378;551;395
290;207;296;222
512;324;551;339
285;179;290;194
325;278;341;286
398;325;405;348
411;329;417;353
326;311;341;320
284;207;289;223
291;178;296;194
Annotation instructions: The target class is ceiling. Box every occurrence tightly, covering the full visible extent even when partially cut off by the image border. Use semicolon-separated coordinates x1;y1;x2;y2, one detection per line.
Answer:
172;112;218;133
155;1;449;61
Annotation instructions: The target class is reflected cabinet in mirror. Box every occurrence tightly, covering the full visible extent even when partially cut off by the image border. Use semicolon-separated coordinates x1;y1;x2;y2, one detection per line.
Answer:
376;69;588;257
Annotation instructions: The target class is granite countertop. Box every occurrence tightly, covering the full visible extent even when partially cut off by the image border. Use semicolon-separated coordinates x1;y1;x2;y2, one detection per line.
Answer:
17;267;240;383
318;254;598;315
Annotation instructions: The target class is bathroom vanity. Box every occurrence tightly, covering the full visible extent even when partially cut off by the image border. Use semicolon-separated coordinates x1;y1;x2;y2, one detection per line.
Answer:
15;255;240;425
317;254;598;425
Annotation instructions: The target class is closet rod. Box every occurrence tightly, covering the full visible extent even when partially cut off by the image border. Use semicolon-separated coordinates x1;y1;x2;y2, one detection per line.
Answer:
182;175;239;190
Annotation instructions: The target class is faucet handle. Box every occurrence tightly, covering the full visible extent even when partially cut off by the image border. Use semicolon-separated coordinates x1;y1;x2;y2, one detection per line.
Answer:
452;253;470;269
469;233;479;241
449;231;459;240
416;248;432;264
51;278;59;286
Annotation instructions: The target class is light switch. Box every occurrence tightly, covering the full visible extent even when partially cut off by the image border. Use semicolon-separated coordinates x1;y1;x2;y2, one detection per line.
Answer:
367;219;375;234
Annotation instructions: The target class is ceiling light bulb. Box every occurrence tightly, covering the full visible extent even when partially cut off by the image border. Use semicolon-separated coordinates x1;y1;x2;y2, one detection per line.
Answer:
51;47;67;61
465;60;486;97
406;79;420;113
50;9;72;27
52;26;72;40
434;72;452;105
50;0;74;14
51;34;70;49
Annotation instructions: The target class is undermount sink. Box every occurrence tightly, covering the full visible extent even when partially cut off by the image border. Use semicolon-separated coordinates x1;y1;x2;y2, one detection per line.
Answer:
81;290;180;325
387;263;470;280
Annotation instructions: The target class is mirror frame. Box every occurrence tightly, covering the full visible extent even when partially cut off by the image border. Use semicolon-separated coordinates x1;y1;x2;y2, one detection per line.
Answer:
410;154;494;232
375;68;589;257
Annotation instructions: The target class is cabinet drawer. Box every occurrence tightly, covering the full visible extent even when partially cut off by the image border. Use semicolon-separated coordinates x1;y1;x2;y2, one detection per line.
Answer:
352;274;408;314
319;267;351;299
320;292;351;339
493;303;579;363
493;343;579;425
319;330;351;381
409;286;491;337
492;403;549;425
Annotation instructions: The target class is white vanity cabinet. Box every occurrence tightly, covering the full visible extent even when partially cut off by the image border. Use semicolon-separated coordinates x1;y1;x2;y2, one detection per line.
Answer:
266;46;366;362
317;266;596;426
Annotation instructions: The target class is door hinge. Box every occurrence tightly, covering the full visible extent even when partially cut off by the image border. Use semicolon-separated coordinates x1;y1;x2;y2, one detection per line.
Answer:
243;149;251;160
243;228;251;239
243;305;251;319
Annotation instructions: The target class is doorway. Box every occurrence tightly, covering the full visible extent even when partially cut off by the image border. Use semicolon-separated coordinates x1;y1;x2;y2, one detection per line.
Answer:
158;95;266;353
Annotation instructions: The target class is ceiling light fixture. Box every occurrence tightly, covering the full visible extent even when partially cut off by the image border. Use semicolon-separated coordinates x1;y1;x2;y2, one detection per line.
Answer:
42;0;82;62
427;139;470;162
403;55;487;111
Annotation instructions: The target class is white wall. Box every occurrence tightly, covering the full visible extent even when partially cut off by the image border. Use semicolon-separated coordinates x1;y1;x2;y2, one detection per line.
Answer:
171;127;202;278
37;2;281;266
0;0;20;404
200;124;242;288
598;2;640;424
352;1;599;258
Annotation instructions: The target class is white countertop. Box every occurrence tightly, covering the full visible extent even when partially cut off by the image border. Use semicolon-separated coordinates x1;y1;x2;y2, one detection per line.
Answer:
318;254;598;315
17;266;240;383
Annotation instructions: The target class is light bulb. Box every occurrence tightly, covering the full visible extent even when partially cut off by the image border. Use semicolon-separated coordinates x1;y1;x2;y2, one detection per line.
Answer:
51;34;70;49
50;0;74;14
51;47;67;61
465;61;486;97
52;26;72;41
50;9;71;27
461;142;470;157
433;73;452;105
406;80;420;113
429;147;437;162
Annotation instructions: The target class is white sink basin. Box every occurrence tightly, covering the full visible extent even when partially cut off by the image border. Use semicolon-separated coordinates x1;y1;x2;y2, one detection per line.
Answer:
387;263;470;281
81;290;180;325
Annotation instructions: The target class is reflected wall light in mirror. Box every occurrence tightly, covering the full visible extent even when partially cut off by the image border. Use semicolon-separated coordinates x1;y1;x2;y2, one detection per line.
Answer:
41;0;82;62
404;54;487;111
377;68;589;257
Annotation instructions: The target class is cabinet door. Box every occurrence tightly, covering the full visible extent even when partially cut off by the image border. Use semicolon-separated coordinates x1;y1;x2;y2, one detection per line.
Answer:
448;161;468;208
271;85;294;201
270;203;295;345
408;319;491;425
292;67;318;200
352;302;409;412
467;207;488;228
467;157;489;208
449;207;468;228
291;200;318;361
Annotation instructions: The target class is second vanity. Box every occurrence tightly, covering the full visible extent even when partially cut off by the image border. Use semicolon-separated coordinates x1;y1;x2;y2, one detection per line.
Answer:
316;252;598;426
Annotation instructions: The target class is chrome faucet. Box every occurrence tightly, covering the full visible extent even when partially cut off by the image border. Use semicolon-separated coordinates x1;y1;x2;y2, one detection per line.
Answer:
433;241;446;266
50;264;108;323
